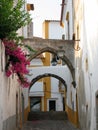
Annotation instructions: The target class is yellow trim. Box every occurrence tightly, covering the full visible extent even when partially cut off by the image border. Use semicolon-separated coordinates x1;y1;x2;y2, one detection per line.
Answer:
43;77;51;111
28;65;43;67
38;79;43;82
43;52;50;66
27;4;34;11
24;106;29;122
41;97;43;111
60;22;64;28
24;98;30;122
42;52;51;111
42;21;49;38
66;105;78;127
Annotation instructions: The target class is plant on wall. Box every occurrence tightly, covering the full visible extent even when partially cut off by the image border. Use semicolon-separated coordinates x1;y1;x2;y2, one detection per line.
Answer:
0;0;34;87
0;0;31;40
4;40;30;87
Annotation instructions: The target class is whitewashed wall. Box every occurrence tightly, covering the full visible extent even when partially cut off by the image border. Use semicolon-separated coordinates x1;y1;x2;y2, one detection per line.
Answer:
0;40;21;130
51;77;63;111
62;0;73;40
49;21;64;39
75;0;98;130
81;1;98;129
27;66;71;83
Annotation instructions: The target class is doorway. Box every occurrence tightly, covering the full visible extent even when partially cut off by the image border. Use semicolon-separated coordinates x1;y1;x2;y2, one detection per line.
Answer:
30;97;41;111
49;100;56;111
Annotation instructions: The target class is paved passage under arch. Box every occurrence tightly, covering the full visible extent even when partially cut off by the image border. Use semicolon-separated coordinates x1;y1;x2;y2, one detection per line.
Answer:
22;120;80;130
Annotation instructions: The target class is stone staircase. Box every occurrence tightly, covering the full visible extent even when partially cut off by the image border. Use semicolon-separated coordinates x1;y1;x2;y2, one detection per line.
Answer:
28;111;68;121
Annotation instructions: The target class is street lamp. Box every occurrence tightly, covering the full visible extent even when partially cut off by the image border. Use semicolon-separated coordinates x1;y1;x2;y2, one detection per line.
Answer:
51;55;57;66
51;48;65;66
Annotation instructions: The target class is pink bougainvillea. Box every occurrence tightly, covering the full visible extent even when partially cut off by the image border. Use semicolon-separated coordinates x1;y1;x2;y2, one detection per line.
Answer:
3;39;30;88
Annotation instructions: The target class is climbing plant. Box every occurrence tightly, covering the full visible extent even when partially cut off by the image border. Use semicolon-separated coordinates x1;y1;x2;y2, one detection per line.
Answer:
0;0;31;40
0;0;34;87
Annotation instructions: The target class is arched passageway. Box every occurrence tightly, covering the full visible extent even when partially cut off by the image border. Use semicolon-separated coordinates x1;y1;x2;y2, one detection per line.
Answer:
29;73;67;112
29;47;76;87
26;40;77;125
24;37;75;82
29;73;67;91
27;46;75;112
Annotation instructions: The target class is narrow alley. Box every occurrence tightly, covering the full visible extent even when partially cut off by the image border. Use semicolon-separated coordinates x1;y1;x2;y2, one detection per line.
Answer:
1;0;98;130
22;111;79;130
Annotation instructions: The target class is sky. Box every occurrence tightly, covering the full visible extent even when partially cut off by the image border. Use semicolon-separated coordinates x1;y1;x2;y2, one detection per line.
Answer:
27;0;61;37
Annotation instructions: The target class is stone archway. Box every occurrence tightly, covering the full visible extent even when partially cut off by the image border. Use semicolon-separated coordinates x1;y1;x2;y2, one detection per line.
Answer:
24;37;77;121
29;73;67;112
29;73;67;91
23;37;75;81
24;37;76;87
28;47;76;87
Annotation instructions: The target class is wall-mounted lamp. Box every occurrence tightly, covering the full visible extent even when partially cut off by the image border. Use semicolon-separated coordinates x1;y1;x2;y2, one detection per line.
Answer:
51;55;57;66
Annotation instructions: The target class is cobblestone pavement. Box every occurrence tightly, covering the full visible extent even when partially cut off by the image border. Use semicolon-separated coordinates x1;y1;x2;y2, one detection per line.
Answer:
22;120;80;130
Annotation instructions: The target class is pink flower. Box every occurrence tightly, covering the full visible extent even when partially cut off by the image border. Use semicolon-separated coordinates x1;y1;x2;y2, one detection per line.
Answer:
3;39;30;88
17;76;30;88
6;70;12;77
22;81;30;88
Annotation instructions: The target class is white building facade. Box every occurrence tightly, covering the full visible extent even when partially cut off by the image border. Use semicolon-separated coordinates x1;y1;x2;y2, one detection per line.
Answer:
60;0;78;126
61;0;98;129
43;20;64;39
74;0;98;130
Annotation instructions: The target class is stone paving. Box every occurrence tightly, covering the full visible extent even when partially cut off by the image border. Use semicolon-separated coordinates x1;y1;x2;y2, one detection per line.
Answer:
22;120;80;130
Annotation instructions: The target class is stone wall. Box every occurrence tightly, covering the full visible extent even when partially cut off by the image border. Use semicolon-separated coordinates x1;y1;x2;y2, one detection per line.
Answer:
23;37;75;67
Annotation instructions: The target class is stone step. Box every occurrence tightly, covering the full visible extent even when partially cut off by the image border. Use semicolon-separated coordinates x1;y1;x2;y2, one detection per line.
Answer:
28;111;68;121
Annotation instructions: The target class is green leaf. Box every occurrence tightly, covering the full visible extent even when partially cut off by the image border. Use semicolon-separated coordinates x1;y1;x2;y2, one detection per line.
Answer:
0;0;31;40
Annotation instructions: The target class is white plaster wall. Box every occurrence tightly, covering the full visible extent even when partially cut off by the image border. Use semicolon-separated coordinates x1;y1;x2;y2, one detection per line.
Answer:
63;0;73;40
0;40;21;130
23;88;29;108
56;94;63;111
29;82;44;97
64;66;75;110
0;40;3;130
51;77;59;98
51;77;63;111
27;66;71;84
75;0;98;130
30;59;43;66
49;22;64;39
82;1;98;129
